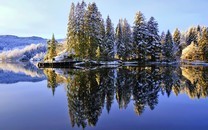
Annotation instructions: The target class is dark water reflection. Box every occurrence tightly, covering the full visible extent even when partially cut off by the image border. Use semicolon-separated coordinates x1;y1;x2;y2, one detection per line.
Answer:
44;65;208;129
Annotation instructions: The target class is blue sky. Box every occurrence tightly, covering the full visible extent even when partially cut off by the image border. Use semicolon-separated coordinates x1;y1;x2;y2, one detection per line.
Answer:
0;0;207;39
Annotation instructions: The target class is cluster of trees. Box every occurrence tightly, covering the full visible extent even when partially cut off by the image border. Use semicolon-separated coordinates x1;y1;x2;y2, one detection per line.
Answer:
161;25;208;62
44;2;208;62
67;1;104;60
44;65;208;128
66;1;180;62
181;26;208;61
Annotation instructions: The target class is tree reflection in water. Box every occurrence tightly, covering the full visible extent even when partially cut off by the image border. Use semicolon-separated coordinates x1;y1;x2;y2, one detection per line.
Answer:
44;69;58;95
44;65;208;129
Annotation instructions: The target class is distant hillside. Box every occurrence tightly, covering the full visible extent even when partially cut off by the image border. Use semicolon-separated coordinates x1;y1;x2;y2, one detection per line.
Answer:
0;35;47;50
0;35;66;61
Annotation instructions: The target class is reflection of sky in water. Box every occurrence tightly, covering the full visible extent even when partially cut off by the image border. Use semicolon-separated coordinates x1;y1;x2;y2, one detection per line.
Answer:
0;81;71;130
0;81;208;130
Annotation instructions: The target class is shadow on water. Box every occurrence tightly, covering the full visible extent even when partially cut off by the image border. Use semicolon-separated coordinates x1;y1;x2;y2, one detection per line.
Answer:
43;65;208;129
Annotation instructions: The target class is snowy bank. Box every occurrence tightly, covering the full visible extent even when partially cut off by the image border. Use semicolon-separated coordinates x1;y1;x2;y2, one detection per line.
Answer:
100;60;122;65
181;60;208;66
54;49;70;62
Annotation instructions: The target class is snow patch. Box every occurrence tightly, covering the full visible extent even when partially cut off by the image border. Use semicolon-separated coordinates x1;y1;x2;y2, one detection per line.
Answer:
54;49;69;62
100;61;122;65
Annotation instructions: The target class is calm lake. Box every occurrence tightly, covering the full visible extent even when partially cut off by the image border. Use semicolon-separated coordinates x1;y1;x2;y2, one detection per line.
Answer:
0;62;208;130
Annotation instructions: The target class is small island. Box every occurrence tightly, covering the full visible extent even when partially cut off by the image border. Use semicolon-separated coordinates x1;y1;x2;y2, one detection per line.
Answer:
38;1;208;68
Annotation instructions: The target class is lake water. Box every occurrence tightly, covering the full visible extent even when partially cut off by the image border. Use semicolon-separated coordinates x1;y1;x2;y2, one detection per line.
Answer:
0;62;208;130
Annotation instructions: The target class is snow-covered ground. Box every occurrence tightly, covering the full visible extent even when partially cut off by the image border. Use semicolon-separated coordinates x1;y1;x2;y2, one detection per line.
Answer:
181;60;208;66
54;49;70;62
100;60;122;65
74;62;86;66
123;61;138;64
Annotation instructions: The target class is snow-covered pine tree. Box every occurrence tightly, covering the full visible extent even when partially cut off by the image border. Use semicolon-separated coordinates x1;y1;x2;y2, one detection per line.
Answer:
160;31;166;61
186;27;197;45
160;31;166;44
196;26;202;44
173;28;182;60
44;34;57;61
75;1;87;59
115;19;124;60
132;11;148;62
163;30;175;62
173;28;181;45
147;17;161;61
197;25;201;32
198;27;208;61
84;2;103;60
102;16;115;60
179;32;188;52
98;18;105;59
66;3;76;53
122;19;132;60
50;34;57;59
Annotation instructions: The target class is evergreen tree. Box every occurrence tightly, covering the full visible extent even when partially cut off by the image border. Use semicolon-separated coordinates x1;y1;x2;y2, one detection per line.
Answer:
132;11;148;61
122;19;132;60
160;31;166;44
76;1;87;59
50;34;57;59
115;19;124;59
66;1;87;58
147;17;161;61
84;3;103;59
98;19;105;59
44;34;57;61
66;3;76;53
173;28;181;45
163;30;175;61
173;28;182;59
199;27;208;61
186;27;197;45
102;16;115;60
197;25;201;32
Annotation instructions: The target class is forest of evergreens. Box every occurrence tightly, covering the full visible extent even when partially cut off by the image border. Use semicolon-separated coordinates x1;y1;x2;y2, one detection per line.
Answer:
45;1;208;63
